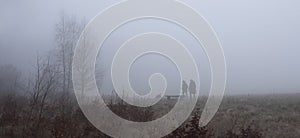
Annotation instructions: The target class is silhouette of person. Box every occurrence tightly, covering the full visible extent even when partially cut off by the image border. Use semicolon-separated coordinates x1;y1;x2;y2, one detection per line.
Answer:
182;80;188;96
189;80;196;98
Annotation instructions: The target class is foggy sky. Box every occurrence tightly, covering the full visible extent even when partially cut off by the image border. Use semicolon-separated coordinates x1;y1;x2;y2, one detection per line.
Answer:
1;0;300;95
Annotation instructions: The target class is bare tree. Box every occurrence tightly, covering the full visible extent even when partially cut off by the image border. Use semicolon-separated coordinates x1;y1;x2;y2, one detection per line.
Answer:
55;13;85;110
55;13;84;92
25;54;59;136
0;65;22;128
0;65;22;95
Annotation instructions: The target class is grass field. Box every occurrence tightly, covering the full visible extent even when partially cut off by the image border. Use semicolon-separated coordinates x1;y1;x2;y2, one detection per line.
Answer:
0;93;299;137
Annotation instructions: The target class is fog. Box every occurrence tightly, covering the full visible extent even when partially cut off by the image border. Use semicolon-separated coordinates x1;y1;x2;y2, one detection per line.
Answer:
1;0;300;95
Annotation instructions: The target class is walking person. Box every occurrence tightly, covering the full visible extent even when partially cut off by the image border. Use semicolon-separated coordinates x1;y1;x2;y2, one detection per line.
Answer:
182;80;188;97
189;79;196;98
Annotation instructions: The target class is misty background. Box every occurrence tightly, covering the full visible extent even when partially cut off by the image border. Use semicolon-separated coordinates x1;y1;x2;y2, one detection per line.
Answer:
1;0;300;95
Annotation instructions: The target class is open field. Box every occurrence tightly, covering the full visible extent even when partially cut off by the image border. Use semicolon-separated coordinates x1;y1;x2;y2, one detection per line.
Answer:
199;93;300;137
0;93;299;138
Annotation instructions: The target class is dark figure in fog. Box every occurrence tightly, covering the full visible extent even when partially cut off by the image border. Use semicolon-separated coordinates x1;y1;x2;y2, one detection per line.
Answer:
189;80;196;98
182;80;188;96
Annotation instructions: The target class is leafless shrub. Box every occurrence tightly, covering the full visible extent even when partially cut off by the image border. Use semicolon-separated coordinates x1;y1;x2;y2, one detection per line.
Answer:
166;109;214;138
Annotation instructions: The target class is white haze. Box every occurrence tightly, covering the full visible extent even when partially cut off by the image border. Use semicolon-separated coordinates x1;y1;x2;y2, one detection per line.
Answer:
1;0;300;95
